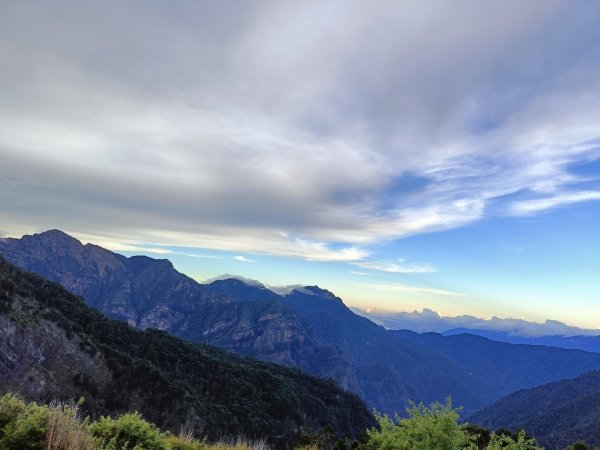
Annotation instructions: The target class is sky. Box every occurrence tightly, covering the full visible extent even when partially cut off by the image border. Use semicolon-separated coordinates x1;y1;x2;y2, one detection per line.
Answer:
1;1;599;327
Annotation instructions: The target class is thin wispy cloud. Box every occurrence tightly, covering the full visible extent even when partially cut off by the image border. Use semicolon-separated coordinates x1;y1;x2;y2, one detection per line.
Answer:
350;271;371;276
365;283;467;298
510;191;600;215
234;255;256;263
189;253;221;259
353;260;436;274
93;241;174;255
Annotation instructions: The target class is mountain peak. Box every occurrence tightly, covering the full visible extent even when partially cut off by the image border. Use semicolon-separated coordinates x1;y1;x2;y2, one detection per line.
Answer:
291;285;340;300
31;229;82;245
205;274;267;289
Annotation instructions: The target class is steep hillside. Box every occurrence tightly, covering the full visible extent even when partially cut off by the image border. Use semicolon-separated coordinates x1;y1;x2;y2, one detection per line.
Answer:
392;330;600;399
0;257;374;448
468;370;600;448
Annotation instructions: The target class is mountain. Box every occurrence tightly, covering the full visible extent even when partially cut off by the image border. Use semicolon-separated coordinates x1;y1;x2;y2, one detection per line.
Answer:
468;370;600;448
0;230;490;414
0;230;335;372
283;286;491;414
391;330;600;400
353;307;600;337
4;230;600;417
443;327;600;354
0;257;374;448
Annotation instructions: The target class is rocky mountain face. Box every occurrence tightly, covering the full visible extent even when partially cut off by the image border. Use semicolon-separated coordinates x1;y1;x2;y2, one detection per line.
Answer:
0;258;374;448
4;230;600;417
0;230;339;375
468;370;600;448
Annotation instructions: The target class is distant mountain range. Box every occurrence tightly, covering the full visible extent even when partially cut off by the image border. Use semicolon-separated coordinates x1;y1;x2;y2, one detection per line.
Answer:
392;330;600;400
0;257;373;448
469;370;600;448
3;230;600;418
353;307;600;337
442;327;600;354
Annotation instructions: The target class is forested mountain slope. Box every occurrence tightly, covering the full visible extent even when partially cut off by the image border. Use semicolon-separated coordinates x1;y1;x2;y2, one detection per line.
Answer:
468;370;600;448
0;257;374;448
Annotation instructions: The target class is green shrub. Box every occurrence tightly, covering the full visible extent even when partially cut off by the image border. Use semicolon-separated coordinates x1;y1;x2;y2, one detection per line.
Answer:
165;434;206;450
485;430;542;450
0;400;49;450
365;398;476;450
90;412;169;450
0;393;27;432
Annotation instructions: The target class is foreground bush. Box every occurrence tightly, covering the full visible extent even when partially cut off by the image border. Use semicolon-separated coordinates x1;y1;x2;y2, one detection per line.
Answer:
365;399;476;450
0;394;273;450
90;412;168;450
0;394;49;450
364;399;548;450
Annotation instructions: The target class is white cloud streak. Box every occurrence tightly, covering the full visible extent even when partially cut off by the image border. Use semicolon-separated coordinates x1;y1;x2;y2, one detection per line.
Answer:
510;191;600;215
364;283;467;297
234;255;257;263
353;260;436;274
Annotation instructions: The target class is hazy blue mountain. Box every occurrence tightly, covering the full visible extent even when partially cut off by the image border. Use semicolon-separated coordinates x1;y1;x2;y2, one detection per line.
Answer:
0;257;374;448
443;327;600;353
468;370;600;449
392;329;600;399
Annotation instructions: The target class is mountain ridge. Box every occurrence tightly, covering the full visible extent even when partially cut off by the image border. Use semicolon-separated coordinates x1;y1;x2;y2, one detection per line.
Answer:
468;369;600;448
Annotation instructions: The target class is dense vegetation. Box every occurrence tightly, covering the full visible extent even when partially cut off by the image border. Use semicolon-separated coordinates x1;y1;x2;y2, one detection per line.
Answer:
0;258;374;448
5;394;598;450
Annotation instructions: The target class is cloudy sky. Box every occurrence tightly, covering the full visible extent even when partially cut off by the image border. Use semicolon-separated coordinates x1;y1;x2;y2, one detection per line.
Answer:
1;1;599;327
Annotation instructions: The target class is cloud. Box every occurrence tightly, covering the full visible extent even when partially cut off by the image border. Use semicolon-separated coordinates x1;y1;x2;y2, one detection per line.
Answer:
234;255;256;263
350;270;370;276
510;190;600;215
1;1;600;258
268;284;304;295
91;241;174;255
364;283;467;297
188;253;220;259
204;274;266;287
353;260;436;274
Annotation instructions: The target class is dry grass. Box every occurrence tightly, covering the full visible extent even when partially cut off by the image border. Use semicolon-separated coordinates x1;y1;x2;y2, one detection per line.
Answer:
206;436;271;450
44;399;96;450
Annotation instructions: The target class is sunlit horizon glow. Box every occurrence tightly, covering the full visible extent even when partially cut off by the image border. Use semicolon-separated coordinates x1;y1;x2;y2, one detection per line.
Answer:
1;1;599;328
